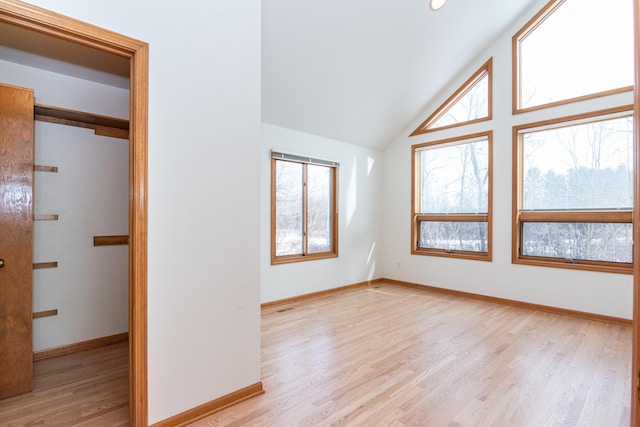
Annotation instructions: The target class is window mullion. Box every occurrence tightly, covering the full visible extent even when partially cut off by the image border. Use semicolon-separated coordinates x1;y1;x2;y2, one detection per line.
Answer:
302;164;309;256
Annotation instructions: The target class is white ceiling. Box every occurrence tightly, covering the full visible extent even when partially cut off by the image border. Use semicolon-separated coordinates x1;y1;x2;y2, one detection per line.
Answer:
262;0;540;150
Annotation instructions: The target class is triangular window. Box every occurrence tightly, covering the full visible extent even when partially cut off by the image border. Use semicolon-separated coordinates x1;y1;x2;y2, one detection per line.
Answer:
411;58;492;136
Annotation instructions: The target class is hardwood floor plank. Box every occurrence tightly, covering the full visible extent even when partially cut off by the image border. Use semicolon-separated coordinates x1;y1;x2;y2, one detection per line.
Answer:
192;283;631;427
0;341;128;426
0;283;631;426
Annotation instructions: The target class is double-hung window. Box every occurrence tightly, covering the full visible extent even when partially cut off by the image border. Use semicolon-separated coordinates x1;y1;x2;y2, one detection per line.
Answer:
271;151;339;264
513;107;634;273
412;132;492;260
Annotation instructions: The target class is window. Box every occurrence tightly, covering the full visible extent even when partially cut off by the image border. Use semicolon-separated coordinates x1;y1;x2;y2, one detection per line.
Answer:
513;0;634;113
513;107;634;273
271;151;339;264
411;58;492;136
412;132;492;260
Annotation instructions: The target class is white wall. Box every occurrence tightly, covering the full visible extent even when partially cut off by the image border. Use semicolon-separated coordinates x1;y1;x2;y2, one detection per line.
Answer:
33;123;129;351
0;59;129;118
261;124;383;303
381;0;634;320
6;0;632;423
20;0;262;424
0;59;130;351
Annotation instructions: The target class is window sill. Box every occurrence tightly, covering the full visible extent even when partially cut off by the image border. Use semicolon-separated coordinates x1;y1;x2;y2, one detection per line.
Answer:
513;256;632;275
411;248;491;262
271;252;338;266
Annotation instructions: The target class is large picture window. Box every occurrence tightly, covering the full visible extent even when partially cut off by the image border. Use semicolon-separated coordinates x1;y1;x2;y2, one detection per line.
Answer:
271;151;338;264
513;107;634;273
513;0;634;113
412;132;492;260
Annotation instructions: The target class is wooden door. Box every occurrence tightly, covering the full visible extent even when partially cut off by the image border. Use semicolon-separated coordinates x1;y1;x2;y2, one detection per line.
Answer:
0;83;34;399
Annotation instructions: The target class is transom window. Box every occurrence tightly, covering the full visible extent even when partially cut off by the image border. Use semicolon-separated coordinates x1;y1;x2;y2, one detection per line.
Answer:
271;151;339;264
513;107;634;273
513;0;634;113
412;132;492;260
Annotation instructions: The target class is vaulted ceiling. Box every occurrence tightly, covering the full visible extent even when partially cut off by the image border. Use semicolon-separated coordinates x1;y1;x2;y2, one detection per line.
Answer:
262;0;541;150
0;1;543;151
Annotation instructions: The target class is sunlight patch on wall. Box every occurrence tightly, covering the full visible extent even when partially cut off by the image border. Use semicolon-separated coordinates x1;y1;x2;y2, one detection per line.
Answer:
367;241;376;264
346;158;357;226
367;241;377;280
367;260;376;281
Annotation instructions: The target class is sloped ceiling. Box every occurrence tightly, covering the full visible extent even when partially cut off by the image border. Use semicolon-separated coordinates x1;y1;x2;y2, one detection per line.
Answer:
0;0;541;151
262;0;540;150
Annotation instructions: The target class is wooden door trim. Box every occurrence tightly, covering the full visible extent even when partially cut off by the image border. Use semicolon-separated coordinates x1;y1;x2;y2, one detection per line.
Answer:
631;0;640;425
0;1;149;426
634;0;640;424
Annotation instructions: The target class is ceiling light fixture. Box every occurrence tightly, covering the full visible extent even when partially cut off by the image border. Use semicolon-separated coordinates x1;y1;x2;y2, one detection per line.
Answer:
430;0;448;11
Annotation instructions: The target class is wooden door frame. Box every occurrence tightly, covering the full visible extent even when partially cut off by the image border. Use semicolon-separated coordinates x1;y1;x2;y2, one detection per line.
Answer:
634;1;640;425
0;1;149;425
633;0;640;425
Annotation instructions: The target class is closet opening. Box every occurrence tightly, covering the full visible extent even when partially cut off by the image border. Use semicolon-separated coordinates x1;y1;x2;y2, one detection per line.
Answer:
0;2;148;425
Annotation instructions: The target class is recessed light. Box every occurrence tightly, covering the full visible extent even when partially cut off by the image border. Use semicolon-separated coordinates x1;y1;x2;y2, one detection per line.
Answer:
430;0;448;11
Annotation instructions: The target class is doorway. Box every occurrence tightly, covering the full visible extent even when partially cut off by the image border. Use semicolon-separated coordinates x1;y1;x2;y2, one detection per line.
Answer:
0;1;148;425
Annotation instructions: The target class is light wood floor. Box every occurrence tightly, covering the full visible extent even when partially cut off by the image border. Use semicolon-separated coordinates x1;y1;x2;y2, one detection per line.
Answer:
0;341;129;426
0;283;632;426
193;283;632;426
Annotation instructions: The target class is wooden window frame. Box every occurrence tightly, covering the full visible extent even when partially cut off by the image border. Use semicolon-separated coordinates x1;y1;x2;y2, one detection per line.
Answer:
411;58;493;136
512;0;634;115
271;155;339;265
512;106;634;274
411;131;493;261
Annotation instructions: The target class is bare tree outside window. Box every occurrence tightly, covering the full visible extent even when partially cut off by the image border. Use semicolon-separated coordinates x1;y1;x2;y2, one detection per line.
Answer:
431;74;488;129
307;164;333;253
413;132;492;260
274;160;303;256
412;58;492;136
272;154;338;264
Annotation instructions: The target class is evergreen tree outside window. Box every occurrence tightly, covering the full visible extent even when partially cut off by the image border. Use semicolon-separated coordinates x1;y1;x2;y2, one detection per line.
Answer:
513;107;634;273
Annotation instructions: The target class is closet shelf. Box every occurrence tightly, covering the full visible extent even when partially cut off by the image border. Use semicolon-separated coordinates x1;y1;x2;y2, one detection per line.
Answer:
33;309;58;319
94;235;129;246
34;165;59;173
34;104;129;140
34;214;59;221
33;262;58;269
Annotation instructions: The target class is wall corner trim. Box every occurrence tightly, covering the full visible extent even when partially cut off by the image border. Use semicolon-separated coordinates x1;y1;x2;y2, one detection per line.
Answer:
149;382;264;427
